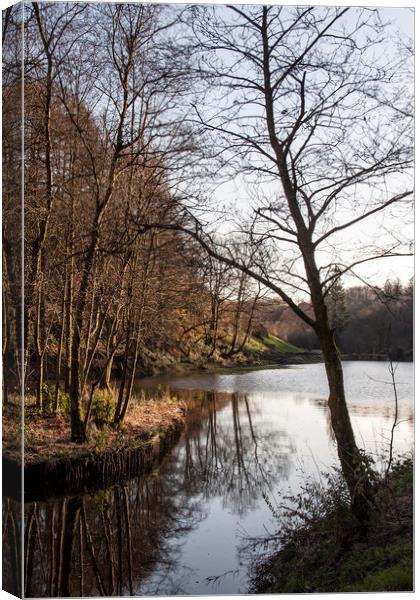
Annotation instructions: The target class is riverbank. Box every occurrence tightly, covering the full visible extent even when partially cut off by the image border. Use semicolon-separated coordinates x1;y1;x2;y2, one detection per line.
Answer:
143;344;321;378
3;394;186;500
252;458;413;593
127;333;320;378
125;337;410;381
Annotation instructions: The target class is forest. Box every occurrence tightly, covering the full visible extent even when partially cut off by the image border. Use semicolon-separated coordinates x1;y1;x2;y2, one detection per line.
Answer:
3;1;413;431
4;3;268;436
2;2;413;596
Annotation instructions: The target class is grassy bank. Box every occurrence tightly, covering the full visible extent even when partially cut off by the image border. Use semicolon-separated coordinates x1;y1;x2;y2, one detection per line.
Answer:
3;390;187;500
252;458;413;593
159;334;315;376
3;391;186;465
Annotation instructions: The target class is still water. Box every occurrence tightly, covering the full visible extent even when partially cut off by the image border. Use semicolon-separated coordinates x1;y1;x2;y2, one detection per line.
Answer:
7;362;414;596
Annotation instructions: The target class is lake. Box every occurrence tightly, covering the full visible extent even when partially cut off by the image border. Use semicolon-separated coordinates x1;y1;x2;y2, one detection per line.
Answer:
10;361;414;596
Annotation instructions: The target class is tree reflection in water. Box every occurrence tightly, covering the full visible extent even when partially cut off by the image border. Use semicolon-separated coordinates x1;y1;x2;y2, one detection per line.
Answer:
2;496;22;597
15;390;294;597
180;391;293;517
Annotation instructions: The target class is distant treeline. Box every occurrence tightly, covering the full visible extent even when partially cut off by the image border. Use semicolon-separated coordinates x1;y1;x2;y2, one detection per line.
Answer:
259;280;413;359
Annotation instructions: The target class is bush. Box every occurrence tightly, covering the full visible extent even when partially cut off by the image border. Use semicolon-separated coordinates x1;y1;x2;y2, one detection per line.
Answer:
350;559;413;592
253;459;413;593
91;389;116;427
340;543;413;591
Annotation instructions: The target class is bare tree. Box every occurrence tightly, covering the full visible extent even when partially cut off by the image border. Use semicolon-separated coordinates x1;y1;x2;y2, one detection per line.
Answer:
143;5;413;519
3;4;25;406
24;2;87;411
52;3;191;440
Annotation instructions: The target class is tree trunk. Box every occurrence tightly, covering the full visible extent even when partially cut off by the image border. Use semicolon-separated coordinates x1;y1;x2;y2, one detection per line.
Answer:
34;286;45;412
69;330;88;442
57;498;81;597
105;352;115;391
116;333;140;425
54;260;68;412
260;6;375;521
28;5;55;406
2;240;20;400
69;236;99;442
2;276;11;405
319;327;373;521
65;160;75;395
229;274;245;355
114;319;131;424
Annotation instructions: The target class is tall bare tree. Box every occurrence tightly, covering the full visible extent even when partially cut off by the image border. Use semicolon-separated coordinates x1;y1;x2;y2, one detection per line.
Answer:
144;5;413;519
3;4;25;406
54;3;191;440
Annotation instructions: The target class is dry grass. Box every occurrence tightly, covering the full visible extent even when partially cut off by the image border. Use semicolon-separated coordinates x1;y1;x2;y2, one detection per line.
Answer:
3;395;186;465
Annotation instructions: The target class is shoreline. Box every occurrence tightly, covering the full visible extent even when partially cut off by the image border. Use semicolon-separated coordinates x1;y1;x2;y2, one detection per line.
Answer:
3;357;412;502
3;397;186;502
137;352;413;380
4;420;184;503
252;458;413;593
139;354;413;385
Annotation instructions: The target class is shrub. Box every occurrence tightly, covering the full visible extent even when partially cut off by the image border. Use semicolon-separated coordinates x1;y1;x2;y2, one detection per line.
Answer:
356;560;413;592
91;389;116;427
253;459;413;593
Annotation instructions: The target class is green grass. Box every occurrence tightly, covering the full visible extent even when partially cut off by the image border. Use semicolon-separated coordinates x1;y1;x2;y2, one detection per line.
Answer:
343;552;413;592
263;334;304;353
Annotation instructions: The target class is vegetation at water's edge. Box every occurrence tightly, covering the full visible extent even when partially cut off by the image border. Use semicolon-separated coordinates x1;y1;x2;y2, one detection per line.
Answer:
2;332;305;467
3;388;186;465
252;457;413;593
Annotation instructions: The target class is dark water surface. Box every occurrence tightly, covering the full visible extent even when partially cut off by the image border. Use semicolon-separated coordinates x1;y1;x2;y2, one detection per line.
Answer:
5;362;413;596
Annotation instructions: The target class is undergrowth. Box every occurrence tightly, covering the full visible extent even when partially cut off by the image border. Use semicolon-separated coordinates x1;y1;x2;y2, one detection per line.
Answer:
90;389;116;427
252;457;413;593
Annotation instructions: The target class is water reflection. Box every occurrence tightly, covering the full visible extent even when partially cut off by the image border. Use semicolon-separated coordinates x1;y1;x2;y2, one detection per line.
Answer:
17;390;294;597
2;496;22;596
4;362;413;596
21;479;193;597
179;391;293;517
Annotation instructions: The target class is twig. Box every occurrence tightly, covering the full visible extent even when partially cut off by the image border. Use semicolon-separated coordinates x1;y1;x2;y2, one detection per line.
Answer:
385;361;399;479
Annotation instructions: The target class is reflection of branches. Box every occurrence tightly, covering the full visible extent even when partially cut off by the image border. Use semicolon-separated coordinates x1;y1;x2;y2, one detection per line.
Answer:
18;389;293;596
79;514;84;597
24;505;37;597
122;486;134;595
100;499;116;595
205;568;240;585
59;497;81;597
81;502;107;596
3;498;21;597
244;394;275;494
179;390;293;517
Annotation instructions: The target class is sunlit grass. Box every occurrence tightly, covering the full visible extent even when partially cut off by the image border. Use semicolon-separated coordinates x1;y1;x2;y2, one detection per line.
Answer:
263;334;304;353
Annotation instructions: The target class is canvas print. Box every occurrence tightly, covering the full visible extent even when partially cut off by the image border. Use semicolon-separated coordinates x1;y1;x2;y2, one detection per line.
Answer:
2;1;414;597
